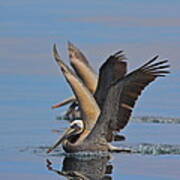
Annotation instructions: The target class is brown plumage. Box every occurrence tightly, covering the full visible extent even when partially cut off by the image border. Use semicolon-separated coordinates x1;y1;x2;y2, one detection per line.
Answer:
94;50;127;109
53;45;100;131
86;56;170;143
68;41;98;93
52;42;98;112
47;44;170;153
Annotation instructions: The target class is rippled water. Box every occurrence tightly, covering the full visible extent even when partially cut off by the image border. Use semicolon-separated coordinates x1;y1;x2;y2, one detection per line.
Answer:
0;76;180;180
20;143;180;157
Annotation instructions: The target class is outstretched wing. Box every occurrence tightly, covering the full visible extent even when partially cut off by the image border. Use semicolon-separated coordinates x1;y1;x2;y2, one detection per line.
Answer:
68;42;98;93
52;42;97;110
53;44;100;130
86;55;170;142
94;51;127;109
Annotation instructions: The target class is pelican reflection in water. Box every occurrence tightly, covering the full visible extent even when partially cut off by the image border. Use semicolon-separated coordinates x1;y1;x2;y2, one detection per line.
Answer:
47;44;169;153
46;156;112;180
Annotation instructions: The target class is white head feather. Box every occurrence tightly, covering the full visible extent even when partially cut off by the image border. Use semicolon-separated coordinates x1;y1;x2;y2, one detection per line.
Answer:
70;120;84;130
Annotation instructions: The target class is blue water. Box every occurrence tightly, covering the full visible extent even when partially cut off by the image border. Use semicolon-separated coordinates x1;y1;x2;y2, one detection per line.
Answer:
0;74;180;180
1;0;180;179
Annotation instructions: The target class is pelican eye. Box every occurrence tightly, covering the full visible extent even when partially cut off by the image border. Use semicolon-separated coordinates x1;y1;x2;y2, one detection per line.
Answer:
71;123;80;129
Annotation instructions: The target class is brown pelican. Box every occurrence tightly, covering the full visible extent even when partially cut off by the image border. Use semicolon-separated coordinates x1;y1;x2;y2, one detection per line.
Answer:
52;42;98;113
52;43;126;141
47;44;169;153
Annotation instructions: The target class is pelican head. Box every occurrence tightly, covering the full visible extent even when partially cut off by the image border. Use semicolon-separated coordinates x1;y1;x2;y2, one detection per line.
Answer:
47;120;84;153
69;120;84;135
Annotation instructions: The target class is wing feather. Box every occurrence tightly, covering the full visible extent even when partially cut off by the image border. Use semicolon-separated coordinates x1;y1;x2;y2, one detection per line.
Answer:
51;42;98;111
53;44;100;130
86;56;170;142
94;51;127;109
68;42;98;93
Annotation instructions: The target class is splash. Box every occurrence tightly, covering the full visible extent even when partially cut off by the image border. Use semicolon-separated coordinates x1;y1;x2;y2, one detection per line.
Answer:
132;116;180;124
129;143;180;155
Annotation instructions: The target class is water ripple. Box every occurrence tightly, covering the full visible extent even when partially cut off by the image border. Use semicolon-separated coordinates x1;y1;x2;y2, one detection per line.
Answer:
19;143;180;156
